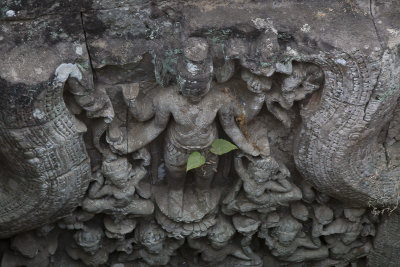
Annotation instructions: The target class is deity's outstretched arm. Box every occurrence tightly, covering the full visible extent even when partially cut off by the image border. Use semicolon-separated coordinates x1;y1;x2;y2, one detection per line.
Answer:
233;156;250;181
219;106;260;156
68;78;114;122
265;95;292;129
109;106;170;154
121;83;158;122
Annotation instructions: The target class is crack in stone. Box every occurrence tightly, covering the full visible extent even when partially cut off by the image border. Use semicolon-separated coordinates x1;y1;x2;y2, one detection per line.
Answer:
369;0;384;49
79;11;96;80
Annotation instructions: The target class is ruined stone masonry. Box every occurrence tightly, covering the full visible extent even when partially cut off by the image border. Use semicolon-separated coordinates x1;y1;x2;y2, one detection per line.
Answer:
0;0;399;266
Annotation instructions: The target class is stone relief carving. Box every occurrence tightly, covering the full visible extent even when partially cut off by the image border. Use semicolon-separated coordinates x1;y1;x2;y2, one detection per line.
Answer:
0;0;399;266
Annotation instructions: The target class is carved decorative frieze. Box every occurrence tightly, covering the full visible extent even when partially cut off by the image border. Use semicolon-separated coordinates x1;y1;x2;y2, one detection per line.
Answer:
0;0;399;266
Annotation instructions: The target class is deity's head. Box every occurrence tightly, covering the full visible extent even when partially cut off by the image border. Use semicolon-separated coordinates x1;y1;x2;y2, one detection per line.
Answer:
176;37;213;103
343;208;365;222
74;226;103;254
208;217;236;249
102;157;132;188
272;215;302;246
314;205;334;225
137;222;166;254
247;156;284;183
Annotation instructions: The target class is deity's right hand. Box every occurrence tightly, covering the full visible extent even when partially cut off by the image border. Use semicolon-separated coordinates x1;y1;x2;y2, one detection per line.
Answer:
107;126;128;154
248;146;261;157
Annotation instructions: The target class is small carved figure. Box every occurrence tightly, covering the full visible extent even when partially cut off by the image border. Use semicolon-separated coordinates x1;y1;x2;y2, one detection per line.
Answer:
82;157;154;216
241;62;323;128
224;153;302;213
232;214;263;267
299;181;316;204
311;204;334;240
103;216;136;240
258;213;328;262
66;225;116;266
187;215;252;265
322;217;363;245
315;208;373;264
118;221;184;266
1;229;59;267
290;201;309;222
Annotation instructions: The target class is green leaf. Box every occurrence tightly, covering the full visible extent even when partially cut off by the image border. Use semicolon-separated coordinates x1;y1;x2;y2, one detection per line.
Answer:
210;139;238;155
186;151;206;172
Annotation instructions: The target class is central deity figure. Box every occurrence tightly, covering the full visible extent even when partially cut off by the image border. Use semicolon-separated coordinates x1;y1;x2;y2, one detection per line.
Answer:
108;38;261;224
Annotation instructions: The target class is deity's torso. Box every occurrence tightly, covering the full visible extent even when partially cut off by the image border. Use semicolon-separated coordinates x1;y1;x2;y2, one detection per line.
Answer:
161;87;226;150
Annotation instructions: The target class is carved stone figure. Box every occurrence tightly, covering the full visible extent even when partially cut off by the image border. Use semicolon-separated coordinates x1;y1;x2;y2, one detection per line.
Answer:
107;37;262;227
118;221;184;266
258;212;329;263
224;153;301;213
82;157;154;216
65;225;116;266
187;216;251;265
0;1;399;266
1;229;58;267
241;62;323;128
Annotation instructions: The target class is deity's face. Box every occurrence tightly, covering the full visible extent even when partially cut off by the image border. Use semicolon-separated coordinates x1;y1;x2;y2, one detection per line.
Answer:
208;218;235;250
273;228;297;246
178;79;212;103
139;223;166;254
108;174;130;188
209;232;231;250
102;158;132;187
74;229;103;254
144;240;164;254
248;161;280;183
248;165;270;183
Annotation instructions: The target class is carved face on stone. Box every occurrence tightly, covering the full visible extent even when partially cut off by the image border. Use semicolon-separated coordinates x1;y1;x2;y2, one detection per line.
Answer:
343;208;365;222
248;156;282;183
272;215;302;245
102;158;132;188
208;218;235;250
314;205;334;225
74;227;103;254
137;222;166;254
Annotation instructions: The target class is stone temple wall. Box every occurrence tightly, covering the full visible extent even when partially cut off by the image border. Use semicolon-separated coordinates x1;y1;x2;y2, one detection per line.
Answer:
0;0;399;266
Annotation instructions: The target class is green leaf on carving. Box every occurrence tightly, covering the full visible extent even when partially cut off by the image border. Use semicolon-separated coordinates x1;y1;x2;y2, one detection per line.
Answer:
186;151;206;172
210;139;238;155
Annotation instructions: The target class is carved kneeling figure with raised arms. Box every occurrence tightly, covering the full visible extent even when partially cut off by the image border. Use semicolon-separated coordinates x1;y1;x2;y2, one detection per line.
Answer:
82;156;154;216
224;153;302;213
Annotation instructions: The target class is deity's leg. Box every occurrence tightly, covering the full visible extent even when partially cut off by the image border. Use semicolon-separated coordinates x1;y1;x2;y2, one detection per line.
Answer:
163;140;189;218
194;151;218;190
164;141;188;190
